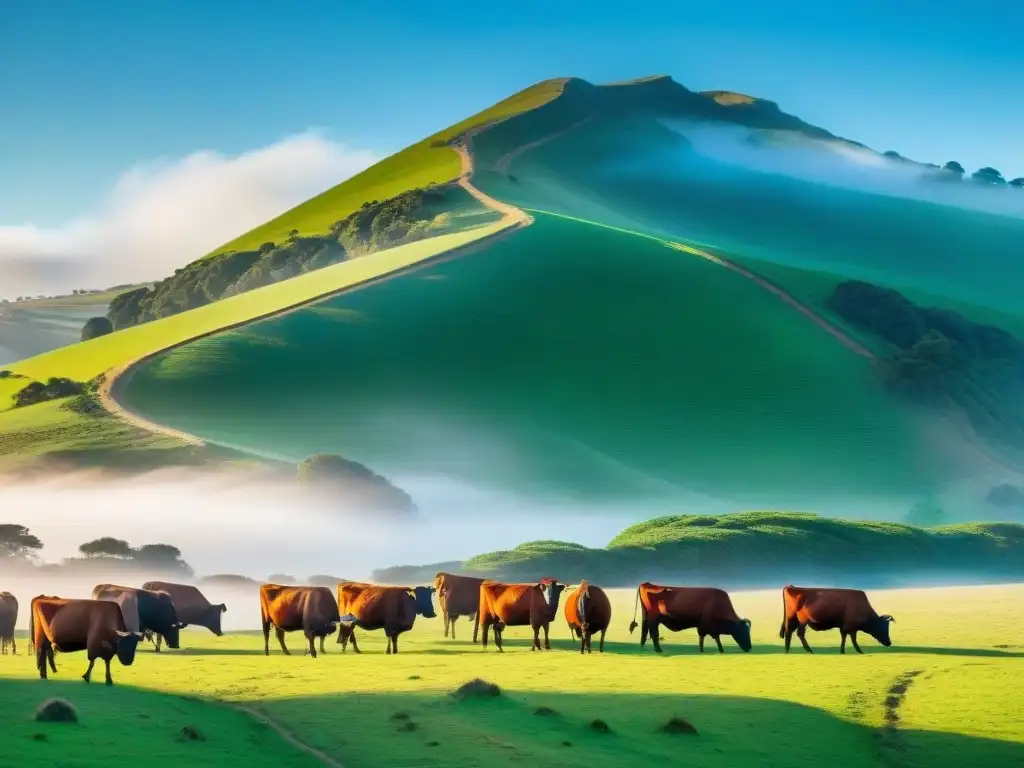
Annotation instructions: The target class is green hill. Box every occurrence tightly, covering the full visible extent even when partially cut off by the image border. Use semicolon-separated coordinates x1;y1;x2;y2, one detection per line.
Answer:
5;73;1024;511
373;512;1024;587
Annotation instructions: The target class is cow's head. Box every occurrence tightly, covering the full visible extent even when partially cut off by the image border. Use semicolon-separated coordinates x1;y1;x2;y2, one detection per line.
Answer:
410;586;437;618
114;630;144;666
868;614;895;647
538;579;565;615
157;594;183;649
205;603;227;636
731;618;753;652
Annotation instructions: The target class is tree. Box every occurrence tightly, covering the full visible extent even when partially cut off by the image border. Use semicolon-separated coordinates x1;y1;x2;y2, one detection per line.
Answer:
81;316;113;342
943;161;965;175
1010;177;1024;188
883;150;901;159
78;537;133;559
971;166;1006;185
134;543;182;562
0;524;43;558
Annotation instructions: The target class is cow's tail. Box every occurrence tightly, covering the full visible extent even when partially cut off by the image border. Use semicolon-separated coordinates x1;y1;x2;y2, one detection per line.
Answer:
779;585;788;638
28;599;34;653
628;585;641;634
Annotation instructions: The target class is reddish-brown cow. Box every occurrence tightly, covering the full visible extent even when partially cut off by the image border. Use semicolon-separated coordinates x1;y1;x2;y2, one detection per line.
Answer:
564;580;612;654
336;582;436;654
259;584;340;658
478;579;565;652
434;572;483;641
780;585;895;654
629;582;752;653
0;591;17;655
32;597;143;685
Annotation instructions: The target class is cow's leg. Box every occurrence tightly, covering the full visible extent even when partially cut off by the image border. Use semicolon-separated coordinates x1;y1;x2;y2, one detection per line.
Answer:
599;628;606;653
699;633;706;652
37;642;49;679
480;616;490;649
640;617;650;647
338;625;350;652
103;657;113;686
713;635;725;654
443;612;450;638
840;630;848;654
850;631;864;655
263;619;272;656
306;631;318;658
586;629;593;654
82;657;95;684
275;626;291;655
392;631;400;655
472;611;480;645
796;624;813;653
494;621;505;653
155;634;163;652
650;620;664;653
531;623;540;651
10;635;15;655
349;629;362;654
543;622;551;651
48;645;57;672
319;635;326;654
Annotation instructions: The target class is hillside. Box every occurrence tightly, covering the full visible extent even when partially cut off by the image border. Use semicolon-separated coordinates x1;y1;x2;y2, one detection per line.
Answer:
373;512;1024;588
5;73;1024;514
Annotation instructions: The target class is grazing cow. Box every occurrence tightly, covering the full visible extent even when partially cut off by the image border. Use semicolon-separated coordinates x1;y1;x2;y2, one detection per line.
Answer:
434;572;483;641
92;584;183;650
628;583;752;653
142;581;226;650
564;581;612;654
336;582;436;654
0;592;17;655
260;584;340;657
478;579;566;652
780;585;895;654
32;597;143;685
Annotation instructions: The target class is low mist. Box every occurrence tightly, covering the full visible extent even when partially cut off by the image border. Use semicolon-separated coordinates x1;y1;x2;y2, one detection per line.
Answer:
659;119;1024;219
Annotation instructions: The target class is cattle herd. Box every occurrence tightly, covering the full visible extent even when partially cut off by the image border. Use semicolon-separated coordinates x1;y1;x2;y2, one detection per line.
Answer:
0;577;897;686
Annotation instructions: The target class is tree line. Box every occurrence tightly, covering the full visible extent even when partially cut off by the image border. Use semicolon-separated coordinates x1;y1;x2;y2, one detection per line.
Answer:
934;160;1023;187
0;524;192;575
103;185;453;332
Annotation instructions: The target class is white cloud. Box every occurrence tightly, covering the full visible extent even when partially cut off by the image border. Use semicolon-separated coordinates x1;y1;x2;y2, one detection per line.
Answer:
0;132;379;297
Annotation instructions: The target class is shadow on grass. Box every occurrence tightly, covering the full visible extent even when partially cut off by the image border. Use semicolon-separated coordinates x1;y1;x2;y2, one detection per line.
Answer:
246;688;1024;768
0;678;319;767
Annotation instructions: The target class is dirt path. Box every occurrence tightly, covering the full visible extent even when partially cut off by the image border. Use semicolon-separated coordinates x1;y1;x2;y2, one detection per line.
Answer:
666;242;878;361
454;141;531;226
493;116;594;176
235;704;345;768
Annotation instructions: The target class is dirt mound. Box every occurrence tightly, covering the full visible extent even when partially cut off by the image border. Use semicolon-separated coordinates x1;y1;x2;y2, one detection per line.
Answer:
452;678;502;701
660;716;699;735
589;718;612;733
34;698;78;723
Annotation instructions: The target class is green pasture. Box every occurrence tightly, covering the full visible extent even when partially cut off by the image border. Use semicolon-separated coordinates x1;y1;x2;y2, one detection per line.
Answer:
1;585;1020;767
1;291;125;366
123;212;955;503
206;78;566;257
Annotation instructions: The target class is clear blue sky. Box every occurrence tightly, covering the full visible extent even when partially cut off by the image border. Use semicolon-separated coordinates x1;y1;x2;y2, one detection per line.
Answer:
2;0;1022;224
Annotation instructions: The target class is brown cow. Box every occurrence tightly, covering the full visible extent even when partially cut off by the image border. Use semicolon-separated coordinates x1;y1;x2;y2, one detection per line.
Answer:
32;597;143;685
780;585;894;654
434;572;483;641
628;583;752;653
336;582;436;654
563;581;612;654
260;584;340;657
478;579;566;652
0;592;17;655
142;581;226;650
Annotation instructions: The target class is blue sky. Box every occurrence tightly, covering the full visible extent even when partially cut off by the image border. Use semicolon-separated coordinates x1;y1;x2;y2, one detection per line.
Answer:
2;0;1022;225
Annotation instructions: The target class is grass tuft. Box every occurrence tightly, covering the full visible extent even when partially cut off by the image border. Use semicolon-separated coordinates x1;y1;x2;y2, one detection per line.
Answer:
659;716;699;735
452;678;502;701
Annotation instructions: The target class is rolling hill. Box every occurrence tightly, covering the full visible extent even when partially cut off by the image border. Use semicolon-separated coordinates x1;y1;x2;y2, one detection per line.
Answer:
4;74;1024;519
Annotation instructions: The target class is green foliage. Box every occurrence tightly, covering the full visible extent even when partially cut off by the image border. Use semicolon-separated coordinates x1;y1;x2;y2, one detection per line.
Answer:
13;377;89;408
81;316;113;342
1010;178;1024;188
943;160;965;174
971;167;1006;185
79;537;134;558
297;453;416;514
828;280;1024;449
105;186;455;330
0;524;43;558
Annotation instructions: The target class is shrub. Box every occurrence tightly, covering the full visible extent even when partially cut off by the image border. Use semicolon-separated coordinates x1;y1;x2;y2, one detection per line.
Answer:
80;316;113;342
452;678;502;701
34;698;78;723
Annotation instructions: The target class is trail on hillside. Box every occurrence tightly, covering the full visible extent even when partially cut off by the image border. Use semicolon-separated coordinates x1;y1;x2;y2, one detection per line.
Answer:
493;116;594;176
235;704;345;768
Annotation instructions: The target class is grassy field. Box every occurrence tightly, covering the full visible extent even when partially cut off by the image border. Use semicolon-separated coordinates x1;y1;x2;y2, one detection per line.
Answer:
1;584;1020;767
122;212;954;504
204;79;566;257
